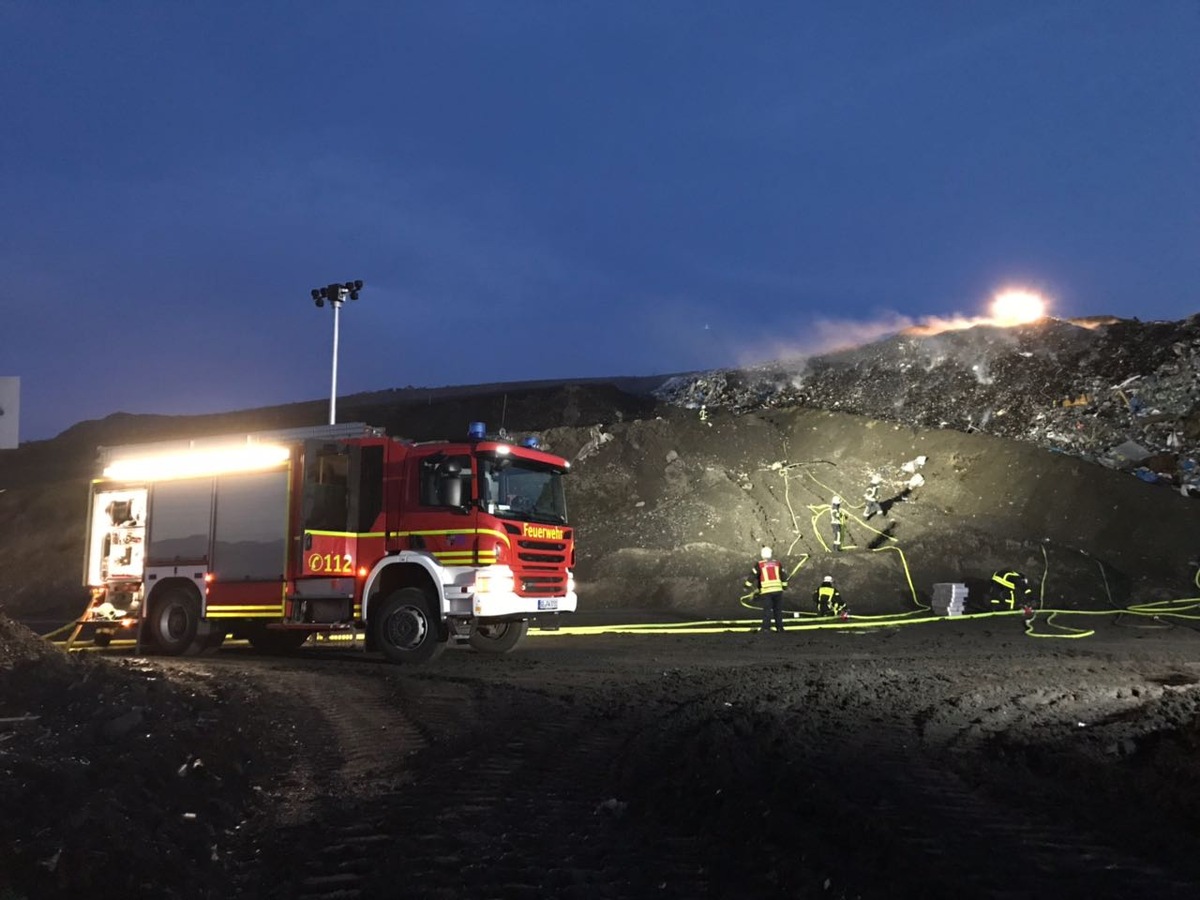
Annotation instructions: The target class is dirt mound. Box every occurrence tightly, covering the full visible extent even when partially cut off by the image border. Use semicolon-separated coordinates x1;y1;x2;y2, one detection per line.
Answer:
552;404;1198;618
0;612;61;669
0;613;287;898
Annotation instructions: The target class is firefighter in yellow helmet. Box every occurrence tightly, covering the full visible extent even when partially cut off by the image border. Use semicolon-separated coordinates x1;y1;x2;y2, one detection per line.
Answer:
745;546;788;633
990;569;1033;611
813;575;846;618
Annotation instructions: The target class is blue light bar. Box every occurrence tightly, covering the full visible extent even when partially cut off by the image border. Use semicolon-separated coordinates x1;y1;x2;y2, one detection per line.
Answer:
521;435;541;449
468;421;487;440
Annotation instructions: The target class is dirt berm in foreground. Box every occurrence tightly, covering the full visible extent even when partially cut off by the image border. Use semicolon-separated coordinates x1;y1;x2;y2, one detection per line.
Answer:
3;612;1200;899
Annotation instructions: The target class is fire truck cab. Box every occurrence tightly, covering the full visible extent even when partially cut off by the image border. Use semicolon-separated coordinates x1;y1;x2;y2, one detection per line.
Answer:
82;422;577;663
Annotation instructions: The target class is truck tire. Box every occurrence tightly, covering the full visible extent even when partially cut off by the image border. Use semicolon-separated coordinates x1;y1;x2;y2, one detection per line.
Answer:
146;588;200;656
468;619;529;654
372;587;445;664
247;627;310;655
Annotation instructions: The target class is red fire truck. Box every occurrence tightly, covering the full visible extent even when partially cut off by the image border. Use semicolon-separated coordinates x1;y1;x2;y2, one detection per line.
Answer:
80;422;577;662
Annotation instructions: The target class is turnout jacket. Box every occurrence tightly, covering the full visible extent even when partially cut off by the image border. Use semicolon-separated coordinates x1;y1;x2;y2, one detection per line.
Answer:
745;559;787;594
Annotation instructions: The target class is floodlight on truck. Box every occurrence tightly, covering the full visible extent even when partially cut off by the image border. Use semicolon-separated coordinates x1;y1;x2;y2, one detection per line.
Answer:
102;443;290;481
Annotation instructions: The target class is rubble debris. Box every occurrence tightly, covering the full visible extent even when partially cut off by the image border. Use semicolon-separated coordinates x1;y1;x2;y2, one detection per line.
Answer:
654;315;1200;496
573;425;614;462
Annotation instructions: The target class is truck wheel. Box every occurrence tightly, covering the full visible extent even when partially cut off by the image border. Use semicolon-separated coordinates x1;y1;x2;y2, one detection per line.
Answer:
373;588;445;664
468;619;528;654
147;588;200;656
247;628;310;654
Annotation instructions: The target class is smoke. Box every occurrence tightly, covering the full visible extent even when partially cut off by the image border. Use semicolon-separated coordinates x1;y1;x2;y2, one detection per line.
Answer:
745;311;917;367
903;313;999;336
741;309;1022;369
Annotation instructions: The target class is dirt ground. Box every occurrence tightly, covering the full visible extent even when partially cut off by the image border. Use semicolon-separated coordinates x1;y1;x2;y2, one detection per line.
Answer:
3;611;1200;900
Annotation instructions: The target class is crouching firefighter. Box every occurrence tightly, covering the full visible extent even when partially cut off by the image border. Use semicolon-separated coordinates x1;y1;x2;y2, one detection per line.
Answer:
746;546;788;633
814;575;846;618
990;569;1033;611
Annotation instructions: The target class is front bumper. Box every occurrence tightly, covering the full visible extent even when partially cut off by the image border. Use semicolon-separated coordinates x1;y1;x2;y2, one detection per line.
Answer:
470;566;577;618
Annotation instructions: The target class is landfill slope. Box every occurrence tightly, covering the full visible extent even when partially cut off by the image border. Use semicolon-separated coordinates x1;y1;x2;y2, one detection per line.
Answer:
656;314;1200;496
548;403;1197;619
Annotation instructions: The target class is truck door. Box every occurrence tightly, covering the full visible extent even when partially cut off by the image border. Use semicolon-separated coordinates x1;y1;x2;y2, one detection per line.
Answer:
401;450;477;563
298;441;383;583
300;441;352;579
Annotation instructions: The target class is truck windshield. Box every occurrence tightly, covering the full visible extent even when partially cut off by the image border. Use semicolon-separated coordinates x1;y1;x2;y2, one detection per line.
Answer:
477;455;568;524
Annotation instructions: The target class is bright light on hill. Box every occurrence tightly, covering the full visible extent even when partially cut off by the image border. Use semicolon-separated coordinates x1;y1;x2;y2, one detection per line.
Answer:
990;290;1048;326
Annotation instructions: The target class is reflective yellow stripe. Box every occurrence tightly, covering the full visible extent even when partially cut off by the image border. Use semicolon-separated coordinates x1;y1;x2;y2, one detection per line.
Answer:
390;528;513;548
305;529;385;538
206;607;283;614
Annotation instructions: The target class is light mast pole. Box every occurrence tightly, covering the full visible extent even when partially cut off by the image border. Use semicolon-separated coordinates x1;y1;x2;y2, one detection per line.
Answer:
310;280;364;425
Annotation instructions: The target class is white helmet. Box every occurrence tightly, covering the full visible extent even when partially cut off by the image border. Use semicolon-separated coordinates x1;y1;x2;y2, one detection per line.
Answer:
832;495;842;505
761;546;772;559
823;575;833;584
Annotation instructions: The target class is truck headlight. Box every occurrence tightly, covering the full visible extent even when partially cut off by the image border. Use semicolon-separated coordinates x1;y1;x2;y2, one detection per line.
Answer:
475;567;515;596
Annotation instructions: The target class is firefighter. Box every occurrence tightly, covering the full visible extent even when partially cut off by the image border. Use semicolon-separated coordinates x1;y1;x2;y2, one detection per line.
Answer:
745;546;788;633
831;495;845;551
813;575;845;618
990;569;1033;611
863;475;883;519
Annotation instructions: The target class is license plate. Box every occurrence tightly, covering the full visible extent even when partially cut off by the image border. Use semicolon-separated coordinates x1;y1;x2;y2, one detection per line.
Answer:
537;599;558;610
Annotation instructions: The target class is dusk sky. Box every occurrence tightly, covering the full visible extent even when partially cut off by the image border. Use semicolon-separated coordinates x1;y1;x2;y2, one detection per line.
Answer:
3;2;1197;442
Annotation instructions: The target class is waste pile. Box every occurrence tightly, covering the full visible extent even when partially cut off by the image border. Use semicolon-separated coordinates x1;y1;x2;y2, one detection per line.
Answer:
655;315;1200;497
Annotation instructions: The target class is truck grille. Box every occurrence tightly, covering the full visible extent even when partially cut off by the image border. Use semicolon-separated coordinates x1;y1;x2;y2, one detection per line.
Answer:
519;574;566;596
514;538;568;596
516;539;567;563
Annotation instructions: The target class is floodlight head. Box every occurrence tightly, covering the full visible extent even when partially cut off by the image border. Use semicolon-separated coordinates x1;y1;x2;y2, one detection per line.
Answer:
349;291;359;301
315;298;324;307
344;281;355;291
353;279;363;290
310;289;321;301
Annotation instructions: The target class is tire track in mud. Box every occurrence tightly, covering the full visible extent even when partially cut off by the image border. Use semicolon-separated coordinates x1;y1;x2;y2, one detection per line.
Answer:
237;666;711;900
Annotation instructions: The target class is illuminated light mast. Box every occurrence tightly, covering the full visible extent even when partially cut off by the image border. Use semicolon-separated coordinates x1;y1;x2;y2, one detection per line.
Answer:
309;280;364;424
